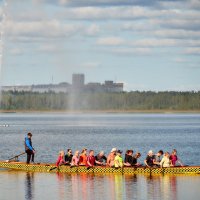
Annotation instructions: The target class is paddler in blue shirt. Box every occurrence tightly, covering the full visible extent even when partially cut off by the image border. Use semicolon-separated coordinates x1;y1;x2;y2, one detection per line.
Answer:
25;132;35;164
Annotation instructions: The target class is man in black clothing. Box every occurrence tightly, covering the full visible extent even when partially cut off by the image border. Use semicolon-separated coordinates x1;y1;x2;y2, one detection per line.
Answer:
132;152;142;166
25;132;35;164
144;150;155;167
124;150;133;166
65;149;73;165
95;151;107;166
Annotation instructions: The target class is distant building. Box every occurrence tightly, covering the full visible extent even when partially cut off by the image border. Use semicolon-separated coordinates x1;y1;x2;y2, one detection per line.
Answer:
85;81;123;93
2;85;32;92
72;74;85;88
2;74;123;93
103;81;123;92
86;82;103;93
32;82;71;93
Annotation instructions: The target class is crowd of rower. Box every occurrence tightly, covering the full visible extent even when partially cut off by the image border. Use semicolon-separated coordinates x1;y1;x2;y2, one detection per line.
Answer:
56;148;183;168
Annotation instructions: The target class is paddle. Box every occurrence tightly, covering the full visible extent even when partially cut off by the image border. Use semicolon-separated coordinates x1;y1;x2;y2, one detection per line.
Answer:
7;152;26;162
48;166;58;172
48;163;66;172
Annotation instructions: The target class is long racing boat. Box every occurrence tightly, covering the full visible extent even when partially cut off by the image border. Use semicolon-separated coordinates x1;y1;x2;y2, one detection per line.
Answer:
0;161;200;175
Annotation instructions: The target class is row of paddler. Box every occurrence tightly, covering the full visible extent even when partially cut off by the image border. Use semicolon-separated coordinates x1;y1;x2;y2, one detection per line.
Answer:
56;148;184;168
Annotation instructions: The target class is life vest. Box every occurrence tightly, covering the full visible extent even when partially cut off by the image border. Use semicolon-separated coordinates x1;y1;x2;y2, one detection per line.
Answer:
24;137;32;151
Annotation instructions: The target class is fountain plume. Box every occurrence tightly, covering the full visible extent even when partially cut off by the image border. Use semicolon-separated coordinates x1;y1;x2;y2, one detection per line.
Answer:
0;0;8;108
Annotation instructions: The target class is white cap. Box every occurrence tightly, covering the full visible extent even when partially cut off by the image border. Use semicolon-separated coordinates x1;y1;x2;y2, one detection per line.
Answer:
111;148;117;152
99;151;104;155
148;150;153;155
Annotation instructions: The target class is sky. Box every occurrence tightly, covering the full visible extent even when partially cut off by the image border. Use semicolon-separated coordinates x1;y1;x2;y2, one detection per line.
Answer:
0;0;200;91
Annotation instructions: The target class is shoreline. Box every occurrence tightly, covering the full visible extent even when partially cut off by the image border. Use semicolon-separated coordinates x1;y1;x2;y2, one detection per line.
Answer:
1;109;200;114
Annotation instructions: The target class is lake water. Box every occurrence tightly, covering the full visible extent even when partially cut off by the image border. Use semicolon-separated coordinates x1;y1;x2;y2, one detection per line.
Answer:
0;113;200;200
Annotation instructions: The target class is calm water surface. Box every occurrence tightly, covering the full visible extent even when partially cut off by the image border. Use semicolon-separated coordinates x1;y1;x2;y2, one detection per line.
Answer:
0;113;200;200
0;170;200;200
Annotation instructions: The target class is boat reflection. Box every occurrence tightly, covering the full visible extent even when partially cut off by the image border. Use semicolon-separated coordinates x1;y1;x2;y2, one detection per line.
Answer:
140;175;177;200
1;170;199;200
71;173;95;200
170;176;177;200
56;172;66;199
55;172;179;200
25;172;34;200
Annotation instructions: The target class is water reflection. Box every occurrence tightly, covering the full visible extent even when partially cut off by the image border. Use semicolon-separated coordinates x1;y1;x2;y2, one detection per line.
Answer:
114;175;125;200
31;172;198;200
56;173;180;200
25;172;34;200
124;175;138;199
141;175;178;200
170;176;177;200
56;172;65;200
71;174;79;200
71;173;96;200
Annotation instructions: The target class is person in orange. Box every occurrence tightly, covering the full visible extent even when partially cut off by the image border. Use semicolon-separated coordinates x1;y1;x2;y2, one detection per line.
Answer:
107;148;117;167
79;148;87;166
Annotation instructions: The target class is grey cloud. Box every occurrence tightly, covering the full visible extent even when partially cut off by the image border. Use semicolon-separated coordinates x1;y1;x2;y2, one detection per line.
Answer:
57;6;162;21
96;37;200;53
7;10;48;22
55;4;200;27
152;30;200;40
42;0;186;8
8;48;23;56
184;47;200;55
111;47;152;56
151;17;200;31
5;20;81;42
188;0;200;9
84;24;100;36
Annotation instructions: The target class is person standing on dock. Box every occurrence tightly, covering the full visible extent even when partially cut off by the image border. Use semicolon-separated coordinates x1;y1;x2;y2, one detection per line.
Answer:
25;132;35;164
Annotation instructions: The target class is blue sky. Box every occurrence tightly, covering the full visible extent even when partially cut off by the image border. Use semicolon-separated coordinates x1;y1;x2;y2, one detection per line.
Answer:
0;0;200;91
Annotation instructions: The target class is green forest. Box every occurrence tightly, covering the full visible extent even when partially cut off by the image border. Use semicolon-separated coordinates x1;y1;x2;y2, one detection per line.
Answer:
1;91;200;111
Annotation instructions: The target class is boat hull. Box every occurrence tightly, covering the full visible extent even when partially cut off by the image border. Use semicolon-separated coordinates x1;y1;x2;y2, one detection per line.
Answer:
0;161;200;175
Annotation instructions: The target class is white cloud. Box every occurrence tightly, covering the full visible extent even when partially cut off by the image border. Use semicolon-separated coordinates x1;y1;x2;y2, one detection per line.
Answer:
38;44;61;53
184;47;200;55
122;22;154;32
131;39;178;47
151;18;200;31
97;36;200;49
58;6;162;20
110;47;152;56
122;20;200;39
37;0;190;10
132;38;200;48
152;29;200;39
85;24;100;36
189;0;200;9
5;20;80;41
81;62;101;68
7;10;48;22
9;48;23;56
174;57;188;63
97;37;125;46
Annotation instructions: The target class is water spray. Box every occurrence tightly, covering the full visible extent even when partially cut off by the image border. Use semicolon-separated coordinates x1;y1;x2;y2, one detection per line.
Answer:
0;0;8;108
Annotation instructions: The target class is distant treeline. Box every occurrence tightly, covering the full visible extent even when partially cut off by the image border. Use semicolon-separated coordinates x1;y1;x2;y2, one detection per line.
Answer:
1;91;200;111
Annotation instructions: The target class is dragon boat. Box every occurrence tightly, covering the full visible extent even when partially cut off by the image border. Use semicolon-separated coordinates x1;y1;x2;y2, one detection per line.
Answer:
0;161;200;175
